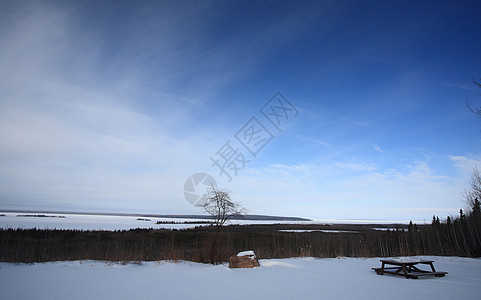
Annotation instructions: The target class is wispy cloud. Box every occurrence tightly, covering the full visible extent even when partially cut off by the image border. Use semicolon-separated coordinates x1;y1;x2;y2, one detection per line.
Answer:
0;2;234;213
440;82;478;92
0;1;327;213
229;158;468;220
449;154;481;174
341;117;371;127
334;161;377;172
1;1;480;220
295;136;329;147
373;144;384;153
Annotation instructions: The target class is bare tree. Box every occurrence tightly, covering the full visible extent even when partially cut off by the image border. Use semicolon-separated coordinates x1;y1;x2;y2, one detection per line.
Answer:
198;186;246;264
463;166;481;209
466;77;481;118
199;186;246;227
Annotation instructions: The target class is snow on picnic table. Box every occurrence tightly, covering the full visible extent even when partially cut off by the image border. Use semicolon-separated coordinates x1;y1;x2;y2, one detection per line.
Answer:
0;256;479;300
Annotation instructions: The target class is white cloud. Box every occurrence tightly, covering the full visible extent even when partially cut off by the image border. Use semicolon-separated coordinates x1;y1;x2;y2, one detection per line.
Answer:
440;82;478;91
0;1;325;214
226;158;470;220
449;154;481;174
295;136;329;147
0;2;479;221
341;117;371;127
0;2;231;213
334;161;377;172
373;144;384;153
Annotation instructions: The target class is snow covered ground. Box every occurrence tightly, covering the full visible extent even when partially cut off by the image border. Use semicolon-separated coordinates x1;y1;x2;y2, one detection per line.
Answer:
0;256;479;299
0;212;200;230
0;212;425;231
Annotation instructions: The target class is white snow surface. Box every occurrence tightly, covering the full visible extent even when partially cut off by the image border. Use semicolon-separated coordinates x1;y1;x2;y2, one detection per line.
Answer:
0;212;206;230
237;250;256;257
0;256;479;299
0;212;315;230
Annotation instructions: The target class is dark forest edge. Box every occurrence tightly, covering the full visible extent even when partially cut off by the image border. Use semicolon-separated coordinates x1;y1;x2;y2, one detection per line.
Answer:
1;201;480;264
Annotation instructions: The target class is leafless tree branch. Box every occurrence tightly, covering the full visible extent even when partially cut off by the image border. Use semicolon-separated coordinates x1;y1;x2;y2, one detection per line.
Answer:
463;166;481;209
198;186;247;227
466;77;481;118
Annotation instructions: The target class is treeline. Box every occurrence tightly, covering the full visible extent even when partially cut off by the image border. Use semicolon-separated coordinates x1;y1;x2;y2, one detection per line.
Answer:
1;201;480;263
424;199;481;257
16;214;66;218
155;220;215;224
373;199;481;258
0;226;388;263
0;223;479;264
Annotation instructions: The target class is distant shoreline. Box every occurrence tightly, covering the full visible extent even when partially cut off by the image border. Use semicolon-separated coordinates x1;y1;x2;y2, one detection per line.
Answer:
0;209;428;224
0;209;311;222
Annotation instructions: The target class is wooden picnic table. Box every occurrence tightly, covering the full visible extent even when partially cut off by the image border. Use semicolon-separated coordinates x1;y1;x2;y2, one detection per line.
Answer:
372;259;447;279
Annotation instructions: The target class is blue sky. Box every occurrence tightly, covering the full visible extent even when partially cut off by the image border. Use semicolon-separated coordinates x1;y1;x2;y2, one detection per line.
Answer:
0;0;480;221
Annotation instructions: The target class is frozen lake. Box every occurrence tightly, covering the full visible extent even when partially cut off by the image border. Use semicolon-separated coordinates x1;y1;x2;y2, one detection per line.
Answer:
0;212;425;231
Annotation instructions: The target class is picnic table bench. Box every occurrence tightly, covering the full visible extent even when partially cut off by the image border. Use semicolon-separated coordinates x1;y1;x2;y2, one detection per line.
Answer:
372;259;447;279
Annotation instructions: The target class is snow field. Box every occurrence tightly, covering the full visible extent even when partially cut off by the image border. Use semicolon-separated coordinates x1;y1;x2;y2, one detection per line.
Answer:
0;256;479;299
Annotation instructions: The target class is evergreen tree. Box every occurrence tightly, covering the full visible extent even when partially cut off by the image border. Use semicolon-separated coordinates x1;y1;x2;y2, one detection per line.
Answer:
472;198;480;220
